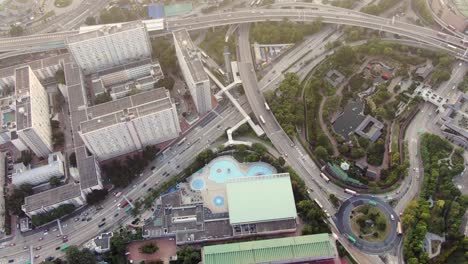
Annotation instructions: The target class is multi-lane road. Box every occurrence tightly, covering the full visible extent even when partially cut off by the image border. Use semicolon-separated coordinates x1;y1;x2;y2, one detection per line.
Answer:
1;4;467;56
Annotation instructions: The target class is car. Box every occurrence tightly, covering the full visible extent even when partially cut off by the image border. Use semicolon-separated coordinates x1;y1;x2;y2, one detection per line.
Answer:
34;255;40;259
63;238;68;243
114;213;119;217
102;218;106;222
142;183;147;187
52;228;58;232
86;217;92;221
9;243;15;247
98;222;105;228
390;214;395;221
74;218;79;222
55;246;61;250
45;257;54;261
63;235;68;239
23;246;28;249
150;166;156;171
35;246;42;250
39;237;43;241
8;260;14;263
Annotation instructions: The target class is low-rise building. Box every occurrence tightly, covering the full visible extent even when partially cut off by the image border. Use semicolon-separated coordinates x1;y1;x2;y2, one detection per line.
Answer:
0;152;5;235
202;233;338;264
12;152;65;186
92;232;113;253
22;183;85;217
354;115;384;142
437;93;468;148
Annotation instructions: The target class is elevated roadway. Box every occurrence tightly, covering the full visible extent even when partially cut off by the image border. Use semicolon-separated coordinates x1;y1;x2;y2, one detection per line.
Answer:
0;6;467;57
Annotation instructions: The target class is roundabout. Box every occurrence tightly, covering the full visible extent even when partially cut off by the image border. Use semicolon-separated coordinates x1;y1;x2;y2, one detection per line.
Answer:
335;195;401;254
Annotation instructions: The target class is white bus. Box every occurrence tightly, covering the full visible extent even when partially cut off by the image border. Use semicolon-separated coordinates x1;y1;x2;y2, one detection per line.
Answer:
264;102;270;111
448;24;456;31
447;44;457;49
201;51;208;58
218;68;225;75
344;188;357;195
177;137;187;146
320;173;330;183
256;0;262;5
314;198;323;209
250;0;256;6
259;115;266;124
397;221;403;235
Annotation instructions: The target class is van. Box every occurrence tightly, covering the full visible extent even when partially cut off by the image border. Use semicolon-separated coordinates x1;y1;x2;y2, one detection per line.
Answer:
390;214;395;221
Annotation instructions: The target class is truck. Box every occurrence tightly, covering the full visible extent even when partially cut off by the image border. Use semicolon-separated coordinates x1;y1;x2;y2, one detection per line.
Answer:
119;199;132;208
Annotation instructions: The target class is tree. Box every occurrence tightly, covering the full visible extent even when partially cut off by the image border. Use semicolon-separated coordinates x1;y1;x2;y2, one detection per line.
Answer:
85;16;96;25
55;69;65;84
329;194;340;207
140;243;159;254
49;176;61;187
52;131;65;147
6;184;33;215
278;156;286;166
86;189;108;205
314;146;328;161
174;246;201;264
94;92;112;105
334;46;356;68
9;25;24;37
65;246;97;264
69;152;77;167
350;148;365;159
151;38;177;73
155;76;175;90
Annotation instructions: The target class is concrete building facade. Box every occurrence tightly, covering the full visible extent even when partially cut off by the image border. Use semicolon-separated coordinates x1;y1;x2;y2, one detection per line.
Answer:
173;29;212;114
66;22;152;74
14;66;52;158
79;89;180;161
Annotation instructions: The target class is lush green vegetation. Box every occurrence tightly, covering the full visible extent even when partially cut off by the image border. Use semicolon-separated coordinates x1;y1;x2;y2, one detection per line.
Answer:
102;146;158;188
155;76;175;90
457;74;468;92
173;246;201;264
99;6;146;24
86;189;108;205
49;176;61;187
250;18;322;44
65;246;96;264
54;0;72;8
9;25;24;37
199;26;236;66
265;73;304;137
151;37;177;74
6;184;33;216
105;228;143;264
84;16;96;25
402;134;467;263
331;0;354;9
140;243;159;254
361;0;402;15
55;69;65;84
412;0;435;24
32;204;75;226
351;205;389;242
94;92;112;105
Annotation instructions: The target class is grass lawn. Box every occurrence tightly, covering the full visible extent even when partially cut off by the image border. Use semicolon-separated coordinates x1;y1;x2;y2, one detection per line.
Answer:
54;0;72;8
349;204;390;242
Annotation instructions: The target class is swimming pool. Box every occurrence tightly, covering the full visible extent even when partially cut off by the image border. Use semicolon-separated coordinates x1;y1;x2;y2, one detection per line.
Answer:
191;178;206;190
213;196;225;207
208;158;275;183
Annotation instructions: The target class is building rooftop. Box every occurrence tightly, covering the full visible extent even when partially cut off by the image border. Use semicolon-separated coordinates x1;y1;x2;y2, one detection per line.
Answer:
0;152;5;232
14;67;32;131
202;233;336;264
80;89;172;133
23;183;82;213
0;53;70;79
226;174;297;225
173;29;208;83
94;232;113;252
76;146;99;190
96;58;153;77
354;115;384;142
67;21;146;44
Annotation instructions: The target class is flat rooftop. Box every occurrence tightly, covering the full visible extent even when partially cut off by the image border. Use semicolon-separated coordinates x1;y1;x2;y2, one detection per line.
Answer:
96;58;153;77
23;183;82;213
173;29;208;83
67;21;146;44
76;146;99;190
80;88;173;134
14;67;32;131
0;53;70;79
226;174;297;225
202;233;336;264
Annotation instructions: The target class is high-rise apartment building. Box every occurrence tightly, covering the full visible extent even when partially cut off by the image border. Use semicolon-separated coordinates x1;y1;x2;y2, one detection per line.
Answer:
66;21;152;74
173;29;212;114
79;88;180;160
15;66;52;158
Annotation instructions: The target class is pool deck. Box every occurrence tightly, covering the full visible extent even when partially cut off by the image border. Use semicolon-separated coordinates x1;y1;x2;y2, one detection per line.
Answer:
186;156;276;214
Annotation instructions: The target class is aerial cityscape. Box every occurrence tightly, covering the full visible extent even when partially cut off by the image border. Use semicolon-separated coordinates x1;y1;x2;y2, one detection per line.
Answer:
0;0;467;264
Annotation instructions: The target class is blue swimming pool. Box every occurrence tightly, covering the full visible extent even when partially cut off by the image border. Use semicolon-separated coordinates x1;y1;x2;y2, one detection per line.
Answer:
208;159;275;183
213;195;225;207
191;178;206;190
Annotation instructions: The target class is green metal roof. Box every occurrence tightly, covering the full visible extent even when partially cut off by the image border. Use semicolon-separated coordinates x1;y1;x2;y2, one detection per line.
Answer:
203;233;336;264
226;174;297;225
